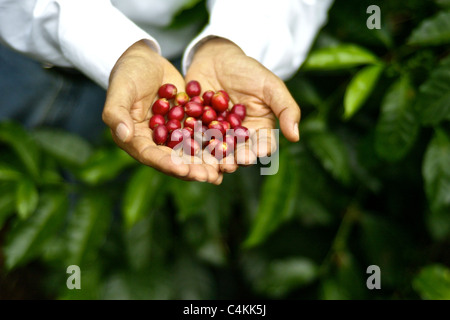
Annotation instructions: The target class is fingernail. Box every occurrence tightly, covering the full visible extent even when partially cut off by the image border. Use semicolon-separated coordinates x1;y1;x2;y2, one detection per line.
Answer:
116;123;130;142
293;122;299;140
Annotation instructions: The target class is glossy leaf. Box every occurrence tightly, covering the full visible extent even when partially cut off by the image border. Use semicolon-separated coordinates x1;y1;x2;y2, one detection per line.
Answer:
415;56;450;125
3;191;67;269
422;129;450;240
15;177;39;220
78;148;136;185
408;11;450;46
344;64;384;119
243;149;298;248
65;192;112;266
33;128;93;167
0;121;40;180
122;166;165;229
413;264;450;300
303;44;379;70
307;131;351;184
375;77;419;161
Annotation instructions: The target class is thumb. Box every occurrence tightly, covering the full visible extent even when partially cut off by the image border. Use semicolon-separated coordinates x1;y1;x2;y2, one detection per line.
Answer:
102;80;137;143
264;75;301;142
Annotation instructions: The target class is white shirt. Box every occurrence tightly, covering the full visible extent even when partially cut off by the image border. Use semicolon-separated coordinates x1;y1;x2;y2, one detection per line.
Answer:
0;0;333;89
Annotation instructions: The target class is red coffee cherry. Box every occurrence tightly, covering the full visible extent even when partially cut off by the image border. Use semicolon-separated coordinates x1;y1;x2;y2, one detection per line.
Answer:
184;138;201;156
189;96;204;105
152;98;170;115
233;125;250;143
231;104;246;120
175;92;189;106
168;105;185;121
184;116;200;130
167;128;186;149
202;106;217;125
208;120;226;137
158;83;177;100
211;92;229;112
149;114;165;130
226;113;242;128
166;119;181;133
202;90;215;106
153;124;168;145
186;80;201;97
185;101;204;118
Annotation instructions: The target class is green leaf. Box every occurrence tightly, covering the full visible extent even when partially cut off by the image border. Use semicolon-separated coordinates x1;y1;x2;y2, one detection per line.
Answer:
33;128;93;167
415;56;450;125
15;178;39;220
122;166;165;229
306;131;351;184
0;121;40;180
0;182;16;228
320;252;367;300
408;11;450;46
303;44;379;71
3;191;67;269
344;64;384;119
78;148;136;185
65;192;112;266
243;149;298;248
436;0;450;7
375;77;419;162
423;129;450;240
171;180;213;221
413;264;450;300
259;258;318;298
0;161;23;181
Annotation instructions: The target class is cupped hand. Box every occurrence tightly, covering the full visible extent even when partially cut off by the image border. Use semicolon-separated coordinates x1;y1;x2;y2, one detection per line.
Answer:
185;38;300;173
102;40;223;184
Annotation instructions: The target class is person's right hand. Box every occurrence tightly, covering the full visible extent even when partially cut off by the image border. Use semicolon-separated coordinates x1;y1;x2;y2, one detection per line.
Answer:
102;40;223;184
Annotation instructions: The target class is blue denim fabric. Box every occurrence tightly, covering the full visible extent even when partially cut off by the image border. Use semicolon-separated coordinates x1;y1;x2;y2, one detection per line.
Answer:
0;43;107;143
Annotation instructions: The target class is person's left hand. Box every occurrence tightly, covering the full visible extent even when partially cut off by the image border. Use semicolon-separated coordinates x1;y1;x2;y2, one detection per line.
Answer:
185;37;300;173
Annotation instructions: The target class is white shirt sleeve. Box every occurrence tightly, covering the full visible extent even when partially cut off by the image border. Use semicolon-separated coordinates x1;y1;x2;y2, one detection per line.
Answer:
0;0;161;89
182;0;334;80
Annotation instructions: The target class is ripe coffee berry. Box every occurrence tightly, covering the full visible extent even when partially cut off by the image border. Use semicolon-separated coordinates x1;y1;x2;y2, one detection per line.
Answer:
166;119;181;133
184;138;200;156
208;120;226;137
233;125;250;143
226;113;242;128
211;92;229;112
189;96;204;105
175;92;189;106
202;90;215;105
149;114;165;130
153;82;250;160
184;116;198;130
185;101;203;118
152;98;170;115
186;80;201;97
158;83;177;100
168;105;185;121
231;104;246;120
153;124;168;145
202;106;217;125
220;120;231;131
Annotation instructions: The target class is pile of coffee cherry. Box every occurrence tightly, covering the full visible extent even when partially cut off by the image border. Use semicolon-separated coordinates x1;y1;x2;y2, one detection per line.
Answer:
149;80;249;159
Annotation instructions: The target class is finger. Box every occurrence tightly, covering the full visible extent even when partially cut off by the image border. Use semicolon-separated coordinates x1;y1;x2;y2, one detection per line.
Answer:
264;75;301;142
213;173;224;185
103;80;139;143
235;137;257;166
251;128;278;158
220;153;238;173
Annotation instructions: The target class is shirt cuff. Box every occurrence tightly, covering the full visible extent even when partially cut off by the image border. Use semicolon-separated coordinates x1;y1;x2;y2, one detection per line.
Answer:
58;1;161;89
